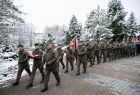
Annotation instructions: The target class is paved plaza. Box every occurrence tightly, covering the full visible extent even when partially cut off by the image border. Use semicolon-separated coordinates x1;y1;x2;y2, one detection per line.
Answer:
0;56;140;95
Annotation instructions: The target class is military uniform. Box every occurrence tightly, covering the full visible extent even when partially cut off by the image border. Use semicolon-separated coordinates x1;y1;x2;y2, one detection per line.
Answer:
112;43;117;60
127;44;131;57
121;43;126;58
100;43;107;63
93;43;100;64
124;44;129;58
106;44;112;62
41;47;60;92
57;46;65;69
12;48;31;86
65;46;74;73
74;49;78;65
86;43;93;67
76;43;87;76
116;43;120;59
26;48;45;89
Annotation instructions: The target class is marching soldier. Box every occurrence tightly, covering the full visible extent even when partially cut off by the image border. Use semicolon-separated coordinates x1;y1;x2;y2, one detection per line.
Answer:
116;43;120;59
74;48;78;65
106;43;112;62
86;42;93;67
26;43;45;89
76;43;87;76
121;43;126;58
124;43;129;58
57;45;65;69
41;43;60;92
100;43;107;63
112;43;117;60
93;43;100;64
110;43;114;61
12;45;31;86
65;46;74;73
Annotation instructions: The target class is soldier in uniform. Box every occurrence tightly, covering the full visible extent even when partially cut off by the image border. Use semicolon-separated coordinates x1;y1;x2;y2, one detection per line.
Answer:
93;43;100;64
86;42;93;67
65;46;74;73
110;43;115;61
41;44;60;92
112;43;117;60
124;43;128;58
12;45;31;86
76;43;87;76
57;45;65;69
124;43;129;58
106;43;112;62
116;43;120;59
26;43;45;89
100;43;107;63
127;43;132;57
121;43;126;58
40;44;45;51
74;48;78;65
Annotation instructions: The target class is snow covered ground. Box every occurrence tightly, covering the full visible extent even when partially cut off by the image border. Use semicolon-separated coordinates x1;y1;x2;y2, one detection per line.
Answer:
0;59;33;88
0;47;67;88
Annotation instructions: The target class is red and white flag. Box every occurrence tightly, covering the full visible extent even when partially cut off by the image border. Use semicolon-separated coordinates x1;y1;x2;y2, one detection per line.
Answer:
70;36;78;49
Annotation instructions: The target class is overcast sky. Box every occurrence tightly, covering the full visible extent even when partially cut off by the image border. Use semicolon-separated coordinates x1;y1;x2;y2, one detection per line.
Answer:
15;0;140;33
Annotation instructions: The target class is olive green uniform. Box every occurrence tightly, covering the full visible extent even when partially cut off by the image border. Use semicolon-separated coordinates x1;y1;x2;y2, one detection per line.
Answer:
86;43;93;67
65;47;74;73
93;43;100;64
106;44;112;62
100;44;107;63
57;46;65;69
112;44;117;60
27;48;45;88
42;48;60;90
76;44;87;75
13;49;31;85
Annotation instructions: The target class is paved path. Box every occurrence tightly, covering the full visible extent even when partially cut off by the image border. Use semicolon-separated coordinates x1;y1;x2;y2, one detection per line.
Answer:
0;56;140;95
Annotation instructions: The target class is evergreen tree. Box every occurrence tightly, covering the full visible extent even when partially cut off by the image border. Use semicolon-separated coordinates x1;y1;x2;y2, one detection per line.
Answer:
65;15;82;45
126;12;137;36
107;0;127;42
0;0;24;44
84;6;112;43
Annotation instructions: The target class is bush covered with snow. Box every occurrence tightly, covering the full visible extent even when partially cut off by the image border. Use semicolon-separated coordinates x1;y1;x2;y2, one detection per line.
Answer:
0;60;33;88
0;45;18;61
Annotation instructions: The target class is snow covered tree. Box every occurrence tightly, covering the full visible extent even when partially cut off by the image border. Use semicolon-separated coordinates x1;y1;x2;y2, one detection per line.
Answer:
126;12;137;36
65;15;82;45
0;0;24;44
107;0;127;42
84;6;112;43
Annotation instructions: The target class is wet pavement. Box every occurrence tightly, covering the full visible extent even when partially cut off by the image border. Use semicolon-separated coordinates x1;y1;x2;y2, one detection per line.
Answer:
0;56;140;95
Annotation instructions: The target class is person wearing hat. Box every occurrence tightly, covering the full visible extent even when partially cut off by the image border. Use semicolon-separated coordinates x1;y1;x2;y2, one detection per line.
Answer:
57;44;65;69
76;42;87;76
86;42;94;67
12;45;31;86
26;43;45;89
65;45;74;73
41;43;60;92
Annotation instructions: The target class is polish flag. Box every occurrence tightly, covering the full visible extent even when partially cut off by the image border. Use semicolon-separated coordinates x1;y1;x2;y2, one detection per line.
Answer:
70;36;78;49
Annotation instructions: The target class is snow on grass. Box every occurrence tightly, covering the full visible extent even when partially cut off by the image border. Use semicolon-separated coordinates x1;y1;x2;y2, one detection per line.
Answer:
0;59;33;87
